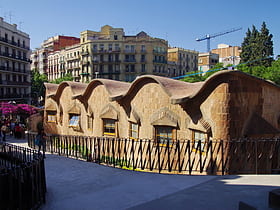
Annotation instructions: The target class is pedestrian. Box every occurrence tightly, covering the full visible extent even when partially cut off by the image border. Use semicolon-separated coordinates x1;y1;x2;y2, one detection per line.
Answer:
36;129;47;158
10;121;15;137
14;123;22;139
1;123;8;141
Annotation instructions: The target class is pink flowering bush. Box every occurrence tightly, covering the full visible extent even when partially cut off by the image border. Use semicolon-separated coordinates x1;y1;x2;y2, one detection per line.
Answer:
0;102;38;116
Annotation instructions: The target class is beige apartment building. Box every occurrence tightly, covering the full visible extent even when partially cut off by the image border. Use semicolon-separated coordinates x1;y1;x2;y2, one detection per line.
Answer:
65;44;81;82
198;52;219;72
167;47;198;77
80;25;168;82
211;44;241;66
0;17;31;103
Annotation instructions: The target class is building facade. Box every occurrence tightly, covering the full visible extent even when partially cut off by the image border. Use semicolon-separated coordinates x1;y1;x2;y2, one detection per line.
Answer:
80;25;168;82
43;70;280;174
167;47;198;77
211;44;241;66
198;52;219;72
30;48;48;74
31;35;80;78
0;17;31;103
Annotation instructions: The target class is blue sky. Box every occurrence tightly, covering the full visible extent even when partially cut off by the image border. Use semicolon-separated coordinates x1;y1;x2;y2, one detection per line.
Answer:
1;0;279;56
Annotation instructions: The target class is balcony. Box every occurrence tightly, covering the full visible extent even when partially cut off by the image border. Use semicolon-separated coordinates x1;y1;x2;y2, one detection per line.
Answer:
0;37;30;50
153;59;167;64
80;72;90;76
92;49;121;54
0;80;31;86
81;51;89;56
0;51;31;63
123;59;136;63
81;61;90;66
153;50;167;55
124;50;136;54
0;93;31;99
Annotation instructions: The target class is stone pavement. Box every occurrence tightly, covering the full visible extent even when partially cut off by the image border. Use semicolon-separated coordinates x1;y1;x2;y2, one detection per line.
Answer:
5;135;280;210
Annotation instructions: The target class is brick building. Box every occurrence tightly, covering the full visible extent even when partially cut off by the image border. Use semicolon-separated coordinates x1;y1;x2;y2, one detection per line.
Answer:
41;70;280;174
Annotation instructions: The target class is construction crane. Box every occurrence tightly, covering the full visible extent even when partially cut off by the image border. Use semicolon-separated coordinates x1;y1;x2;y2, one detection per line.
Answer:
196;27;242;52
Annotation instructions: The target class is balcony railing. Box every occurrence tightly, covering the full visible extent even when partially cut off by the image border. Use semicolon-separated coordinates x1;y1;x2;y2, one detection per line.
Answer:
92;49;121;54
0;37;30;50
124;50;136;53
153;59;167;64
0;51;31;63
124;59;136;63
0;93;31;99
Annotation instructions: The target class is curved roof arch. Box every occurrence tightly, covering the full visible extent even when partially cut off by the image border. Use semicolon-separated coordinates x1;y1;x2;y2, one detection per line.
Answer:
45;81;87;101
121;75;204;103
77;79;130;101
174;70;280;104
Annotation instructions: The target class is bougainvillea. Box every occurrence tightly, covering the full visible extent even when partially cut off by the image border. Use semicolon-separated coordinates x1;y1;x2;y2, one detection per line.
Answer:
0;102;38;116
16;104;38;115
0;102;17;115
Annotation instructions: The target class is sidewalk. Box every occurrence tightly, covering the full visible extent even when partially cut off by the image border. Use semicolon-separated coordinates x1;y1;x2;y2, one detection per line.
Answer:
5;136;280;210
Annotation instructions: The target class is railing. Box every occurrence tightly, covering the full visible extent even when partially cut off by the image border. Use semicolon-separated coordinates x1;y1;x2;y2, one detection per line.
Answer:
27;133;280;175
0;37;30;50
0;142;46;210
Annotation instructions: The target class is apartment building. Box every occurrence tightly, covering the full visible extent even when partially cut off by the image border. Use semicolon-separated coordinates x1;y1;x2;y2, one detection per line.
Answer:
211;44;241;66
65;44;81;82
167;47;198;77
31;35;80;79
30;48;48;74
0;17;31;103
80;25;168;82
198;52;219;72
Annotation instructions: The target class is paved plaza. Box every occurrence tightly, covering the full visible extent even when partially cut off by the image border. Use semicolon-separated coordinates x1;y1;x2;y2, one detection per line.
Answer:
6;136;280;210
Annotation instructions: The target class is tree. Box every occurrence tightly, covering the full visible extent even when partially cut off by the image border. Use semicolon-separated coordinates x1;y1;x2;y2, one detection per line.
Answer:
240;22;273;67
31;69;48;105
262;59;280;85
258;22;274;66
50;73;74;84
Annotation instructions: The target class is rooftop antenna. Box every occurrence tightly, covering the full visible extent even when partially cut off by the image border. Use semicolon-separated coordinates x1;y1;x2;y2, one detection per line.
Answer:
19;21;23;30
8;11;13;23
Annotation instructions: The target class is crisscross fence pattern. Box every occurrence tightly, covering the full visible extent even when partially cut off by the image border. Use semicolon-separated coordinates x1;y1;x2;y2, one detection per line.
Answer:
28;133;280;175
0;142;46;210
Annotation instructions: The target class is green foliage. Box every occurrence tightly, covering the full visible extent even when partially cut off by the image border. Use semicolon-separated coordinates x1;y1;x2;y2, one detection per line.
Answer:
240;22;273;67
180;71;204;83
262;59;280;85
180;63;225;83
50;73;74;84
238;59;280;85
31;69;48;100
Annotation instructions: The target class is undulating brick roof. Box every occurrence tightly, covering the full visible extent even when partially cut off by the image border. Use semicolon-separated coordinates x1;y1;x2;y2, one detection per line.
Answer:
44;70;280;104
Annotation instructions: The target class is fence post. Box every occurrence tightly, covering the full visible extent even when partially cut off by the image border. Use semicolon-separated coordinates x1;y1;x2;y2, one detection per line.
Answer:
221;140;224;175
177;141;181;173
157;140;161;173
255;140;258;174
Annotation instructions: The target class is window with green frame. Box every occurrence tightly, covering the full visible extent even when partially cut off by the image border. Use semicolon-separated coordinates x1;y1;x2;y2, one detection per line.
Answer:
69;114;80;127
47;111;56;123
192;130;207;152
129;122;139;140
103;119;116;136
155;126;175;146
